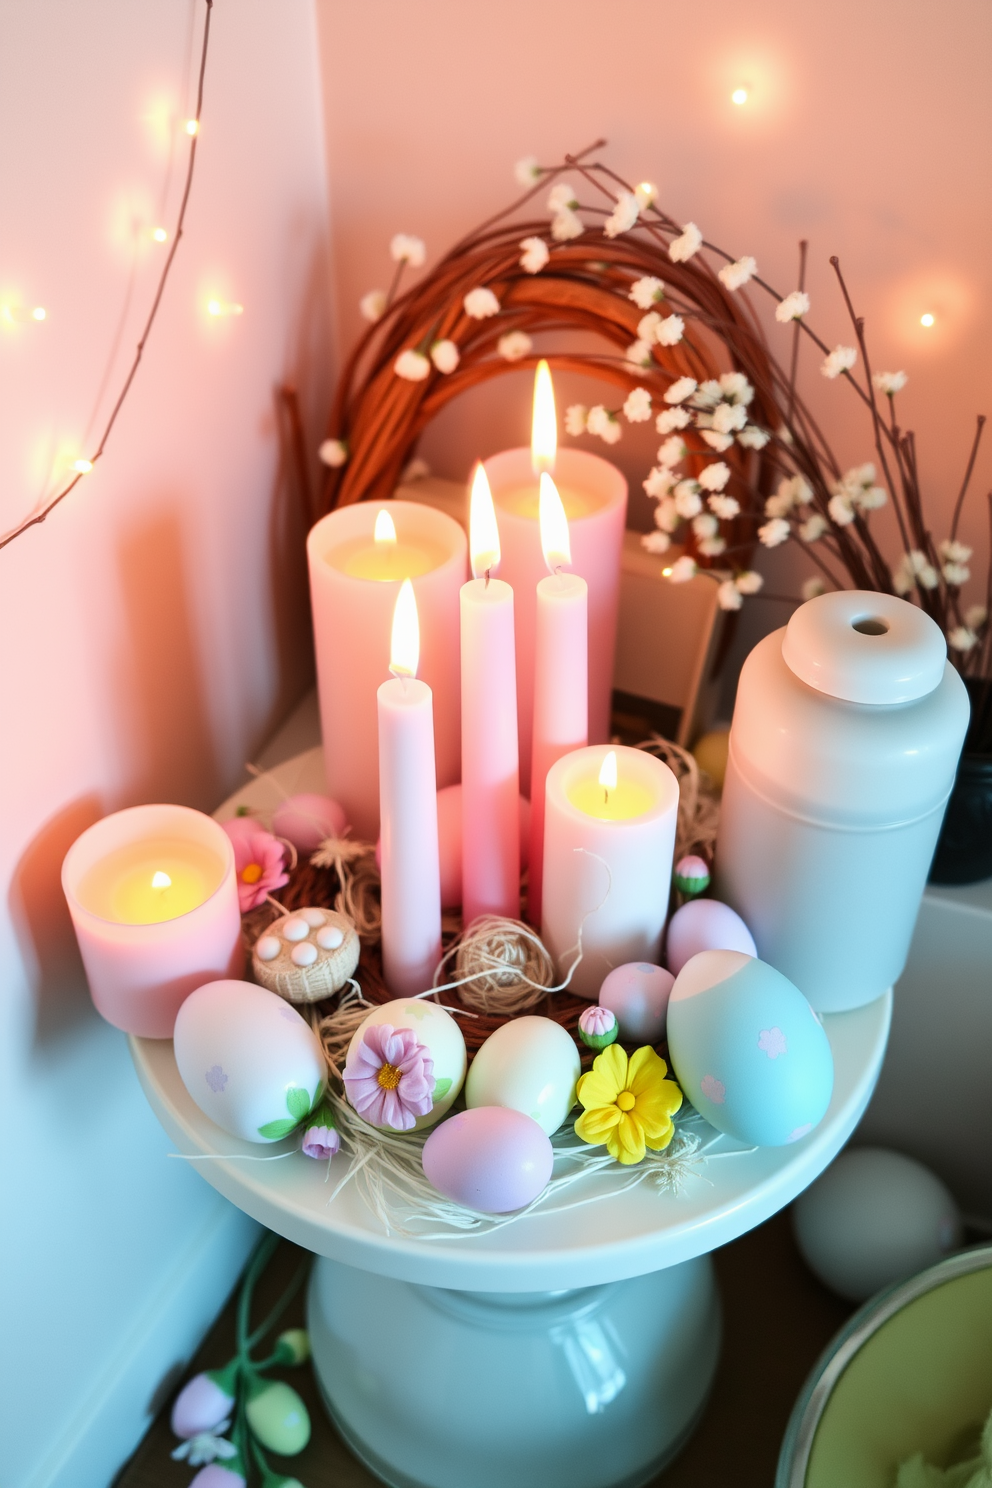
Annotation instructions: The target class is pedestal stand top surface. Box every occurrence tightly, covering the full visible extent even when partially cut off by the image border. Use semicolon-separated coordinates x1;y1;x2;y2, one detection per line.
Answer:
131;744;890;1292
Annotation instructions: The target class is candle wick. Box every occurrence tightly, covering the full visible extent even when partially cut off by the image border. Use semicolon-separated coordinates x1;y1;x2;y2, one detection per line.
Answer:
603;787;609;805
485;567;491;589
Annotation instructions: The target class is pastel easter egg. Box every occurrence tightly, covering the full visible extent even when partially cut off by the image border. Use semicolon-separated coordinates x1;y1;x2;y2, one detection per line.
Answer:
422;1107;554;1213
465;1016;581;1136
599;962;676;1043
245;1380;310;1454
666;949;833;1147
666;898;756;976
692;727;729;791
272;793;348;853
174;980;326;1143
344;999;466;1132
792;1147;962;1301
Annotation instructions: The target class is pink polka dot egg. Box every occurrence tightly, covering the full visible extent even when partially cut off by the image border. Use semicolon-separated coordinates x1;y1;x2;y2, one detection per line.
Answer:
665;949;834;1147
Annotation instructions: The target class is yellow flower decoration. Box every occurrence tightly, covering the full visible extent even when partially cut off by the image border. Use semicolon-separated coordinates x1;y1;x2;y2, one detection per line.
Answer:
574;1044;683;1165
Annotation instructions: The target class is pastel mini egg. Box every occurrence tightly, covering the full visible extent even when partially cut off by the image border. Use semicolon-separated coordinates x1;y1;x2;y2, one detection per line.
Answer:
599;963;675;1043
666;898;756;976
301;908;326;928
422;1107;554;1213
666;949;833;1147
316;924;344;951
256;935;281;962
282;917;310;942
174;980;326;1144
291;942;318;967
272;793;348;853
465;1016;581;1136
344;999;467;1132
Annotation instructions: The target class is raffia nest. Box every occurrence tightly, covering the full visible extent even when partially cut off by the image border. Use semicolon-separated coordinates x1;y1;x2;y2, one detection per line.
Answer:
319;144;781;570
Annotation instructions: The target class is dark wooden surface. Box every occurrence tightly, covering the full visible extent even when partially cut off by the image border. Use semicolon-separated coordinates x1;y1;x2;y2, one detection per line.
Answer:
115;1209;854;1488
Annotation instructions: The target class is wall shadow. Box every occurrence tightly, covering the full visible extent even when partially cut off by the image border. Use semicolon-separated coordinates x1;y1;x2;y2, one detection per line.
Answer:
117;510;220;812
10;794;103;1048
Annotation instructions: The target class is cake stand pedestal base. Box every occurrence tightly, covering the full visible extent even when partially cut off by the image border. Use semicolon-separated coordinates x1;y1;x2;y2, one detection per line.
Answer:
307;1253;720;1488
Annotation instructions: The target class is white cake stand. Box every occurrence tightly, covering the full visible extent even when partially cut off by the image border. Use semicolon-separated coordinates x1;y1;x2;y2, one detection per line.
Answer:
130;747;891;1488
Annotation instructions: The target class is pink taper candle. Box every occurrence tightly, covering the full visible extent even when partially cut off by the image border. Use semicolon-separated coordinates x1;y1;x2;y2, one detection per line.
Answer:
461;464;521;926
378;579;442;995
528;473;588;926
484;362;626;794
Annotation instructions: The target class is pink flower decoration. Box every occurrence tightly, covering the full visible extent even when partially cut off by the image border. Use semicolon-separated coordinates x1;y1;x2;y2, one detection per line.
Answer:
343;1023;435;1131
301;1123;341;1160
579;1006;616;1038
231;830;288;913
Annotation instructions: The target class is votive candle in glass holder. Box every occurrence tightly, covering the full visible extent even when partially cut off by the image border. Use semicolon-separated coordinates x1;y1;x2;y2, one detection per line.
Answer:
541;745;679;997
62;804;243;1038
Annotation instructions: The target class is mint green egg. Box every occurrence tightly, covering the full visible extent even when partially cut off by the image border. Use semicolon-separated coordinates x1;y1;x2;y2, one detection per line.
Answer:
246;1380;311;1455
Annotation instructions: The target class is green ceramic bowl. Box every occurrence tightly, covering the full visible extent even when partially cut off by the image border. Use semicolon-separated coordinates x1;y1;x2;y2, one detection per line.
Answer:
777;1245;992;1488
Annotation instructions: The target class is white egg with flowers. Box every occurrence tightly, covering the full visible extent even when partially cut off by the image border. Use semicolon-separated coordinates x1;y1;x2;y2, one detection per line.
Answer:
465;1015;581;1136
343;998;466;1132
666;950;833;1146
174;979;327;1143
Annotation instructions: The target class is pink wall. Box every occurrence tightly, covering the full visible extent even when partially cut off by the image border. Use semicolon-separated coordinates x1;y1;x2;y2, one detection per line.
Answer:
0;3;330;1482
315;0;992;654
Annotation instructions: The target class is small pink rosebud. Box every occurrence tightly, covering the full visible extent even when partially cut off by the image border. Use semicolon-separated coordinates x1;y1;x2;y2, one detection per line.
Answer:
171;1370;236;1439
302;1123;340;1161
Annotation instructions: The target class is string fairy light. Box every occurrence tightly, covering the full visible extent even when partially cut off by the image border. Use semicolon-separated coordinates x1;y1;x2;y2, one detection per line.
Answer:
0;0;215;555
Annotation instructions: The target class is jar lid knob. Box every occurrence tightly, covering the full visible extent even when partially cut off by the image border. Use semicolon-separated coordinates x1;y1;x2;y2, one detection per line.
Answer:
782;591;947;703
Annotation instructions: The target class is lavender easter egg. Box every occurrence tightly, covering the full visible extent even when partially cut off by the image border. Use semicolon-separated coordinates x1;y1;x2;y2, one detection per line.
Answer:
666;949;833;1147
599;962;676;1043
666;898;756;976
174;980;326;1143
422;1107;553;1213
272;793;348;853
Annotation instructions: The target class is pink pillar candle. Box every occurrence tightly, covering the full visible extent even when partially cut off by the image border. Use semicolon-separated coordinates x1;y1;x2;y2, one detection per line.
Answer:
541;746;679;998
460;576;521;925
528;570;588;926
61;804;244;1038
378;675;442;996
307;500;467;841
483;448;627;795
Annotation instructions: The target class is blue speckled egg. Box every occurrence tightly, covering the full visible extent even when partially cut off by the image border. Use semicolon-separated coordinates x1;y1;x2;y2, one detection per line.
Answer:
666;950;833;1147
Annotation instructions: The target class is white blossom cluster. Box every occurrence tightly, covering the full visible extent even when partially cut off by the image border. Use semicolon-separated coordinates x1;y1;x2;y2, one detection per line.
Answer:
827;463;888;527
948;605;988;653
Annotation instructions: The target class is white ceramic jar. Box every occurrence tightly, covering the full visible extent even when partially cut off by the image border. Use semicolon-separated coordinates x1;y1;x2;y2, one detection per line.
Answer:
716;591;969;1012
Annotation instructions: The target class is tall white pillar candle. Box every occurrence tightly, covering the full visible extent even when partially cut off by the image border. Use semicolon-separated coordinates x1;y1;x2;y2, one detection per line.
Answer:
308;500;466;841
378;580;442;996
461;465;521;925
541;745;679;998
528;474;587;927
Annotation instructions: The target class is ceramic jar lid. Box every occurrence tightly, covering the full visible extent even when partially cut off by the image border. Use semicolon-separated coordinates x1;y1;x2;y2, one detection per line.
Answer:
782;591;947;705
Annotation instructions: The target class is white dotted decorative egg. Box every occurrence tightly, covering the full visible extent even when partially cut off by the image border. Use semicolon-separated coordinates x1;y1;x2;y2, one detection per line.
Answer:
174;979;326;1143
343;999;467;1132
666;949;833;1147
465;1016;581;1136
251;907;360;1003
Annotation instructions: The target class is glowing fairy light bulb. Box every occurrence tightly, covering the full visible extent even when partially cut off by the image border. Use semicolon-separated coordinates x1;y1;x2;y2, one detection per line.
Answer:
374;507;398;544
152;227;168;243
531;358;557;475
599;750;618;803
469;462;501;579
31;306;46;321
207;298;244;318
389;578;420;679
920;313;935;327
732;87;749;105
185;118;199;136
539;472;571;573
73;459;94;474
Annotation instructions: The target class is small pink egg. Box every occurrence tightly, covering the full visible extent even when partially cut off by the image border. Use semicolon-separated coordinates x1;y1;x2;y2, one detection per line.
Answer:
666;898;756;976
422;1106;553;1213
221;814;262;842
599;962;675;1042
272;793;348;853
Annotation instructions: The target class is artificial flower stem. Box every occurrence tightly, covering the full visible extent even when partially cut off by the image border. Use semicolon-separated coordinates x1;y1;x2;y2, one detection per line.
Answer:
236;1232;280;1357
243;1255;311;1354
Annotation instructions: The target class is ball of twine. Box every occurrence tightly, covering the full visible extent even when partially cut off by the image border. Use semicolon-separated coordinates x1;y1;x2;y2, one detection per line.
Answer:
442;916;555;1015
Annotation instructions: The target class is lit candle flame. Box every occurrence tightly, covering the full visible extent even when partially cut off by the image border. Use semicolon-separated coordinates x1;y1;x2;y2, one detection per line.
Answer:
469;462;501;579
599;750;618;803
531;358;557;475
539;472;571;573
151;871;172;890
390;578;420;679
374;508;398;544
